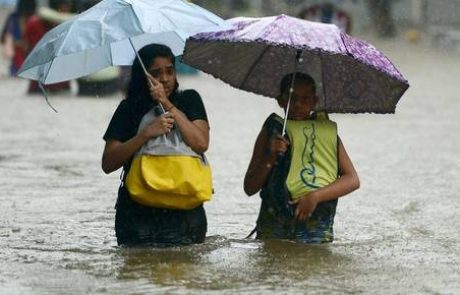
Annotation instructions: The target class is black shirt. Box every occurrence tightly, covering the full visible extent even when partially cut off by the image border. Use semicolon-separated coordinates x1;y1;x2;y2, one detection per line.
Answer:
103;89;208;142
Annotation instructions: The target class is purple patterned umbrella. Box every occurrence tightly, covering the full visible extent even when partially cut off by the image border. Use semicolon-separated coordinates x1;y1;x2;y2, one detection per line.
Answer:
183;14;409;114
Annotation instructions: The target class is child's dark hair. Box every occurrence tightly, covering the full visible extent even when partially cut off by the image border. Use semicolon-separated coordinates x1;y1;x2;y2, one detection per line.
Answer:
279;72;316;96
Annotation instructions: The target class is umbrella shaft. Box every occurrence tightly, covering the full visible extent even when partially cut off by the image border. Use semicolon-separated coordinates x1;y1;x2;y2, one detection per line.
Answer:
128;38;166;113
282;72;297;136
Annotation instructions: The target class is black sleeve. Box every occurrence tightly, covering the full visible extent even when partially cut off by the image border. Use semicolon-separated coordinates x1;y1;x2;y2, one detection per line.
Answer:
103;100;136;142
262;113;283;135
176;89;208;122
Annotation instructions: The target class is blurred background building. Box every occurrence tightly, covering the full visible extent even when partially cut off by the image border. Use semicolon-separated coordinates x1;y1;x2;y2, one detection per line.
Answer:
2;0;460;30
2;0;460;86
191;0;460;49
2;0;460;40
192;1;457;35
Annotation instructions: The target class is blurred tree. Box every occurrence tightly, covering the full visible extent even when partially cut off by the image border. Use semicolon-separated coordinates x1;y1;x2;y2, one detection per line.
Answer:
284;0;304;5
262;0;284;15
189;0;225;16
229;0;248;10
298;2;352;34
366;0;396;38
191;0;251;17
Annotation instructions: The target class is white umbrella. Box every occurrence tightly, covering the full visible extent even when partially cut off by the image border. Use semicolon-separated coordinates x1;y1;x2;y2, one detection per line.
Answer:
17;0;227;85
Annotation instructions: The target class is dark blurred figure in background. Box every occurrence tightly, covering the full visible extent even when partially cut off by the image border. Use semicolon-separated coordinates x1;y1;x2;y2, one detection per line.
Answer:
1;0;36;76
24;0;73;94
72;0;97;13
298;2;352;34
366;0;396;38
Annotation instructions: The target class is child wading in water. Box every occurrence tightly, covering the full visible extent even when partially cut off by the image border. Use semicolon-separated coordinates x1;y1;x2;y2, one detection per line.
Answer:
244;72;360;243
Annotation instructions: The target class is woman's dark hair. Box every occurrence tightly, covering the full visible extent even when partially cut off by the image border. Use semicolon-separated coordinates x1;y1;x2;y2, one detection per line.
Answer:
126;43;177;103
279;72;316;97
126;44;178;129
17;0;37;16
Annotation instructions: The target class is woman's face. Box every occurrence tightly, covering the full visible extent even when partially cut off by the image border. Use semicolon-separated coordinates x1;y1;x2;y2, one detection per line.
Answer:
148;56;176;98
278;82;317;120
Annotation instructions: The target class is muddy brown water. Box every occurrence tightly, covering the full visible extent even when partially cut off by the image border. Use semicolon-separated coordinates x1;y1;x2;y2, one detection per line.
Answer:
1;36;459;294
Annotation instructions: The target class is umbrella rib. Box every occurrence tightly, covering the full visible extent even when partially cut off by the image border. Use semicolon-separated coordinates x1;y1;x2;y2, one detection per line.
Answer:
55;21;76;57
239;45;271;90
128;3;146;34
339;32;350;56
159;10;178;30
43;53;57;84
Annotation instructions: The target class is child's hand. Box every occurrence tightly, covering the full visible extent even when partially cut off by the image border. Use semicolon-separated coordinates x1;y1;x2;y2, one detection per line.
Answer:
289;192;319;221
269;134;289;156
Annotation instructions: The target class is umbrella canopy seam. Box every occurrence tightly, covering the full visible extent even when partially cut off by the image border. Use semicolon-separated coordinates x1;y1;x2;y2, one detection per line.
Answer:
127;3;146;35
42;56;56;87
240;46;271;90
55;19;76;57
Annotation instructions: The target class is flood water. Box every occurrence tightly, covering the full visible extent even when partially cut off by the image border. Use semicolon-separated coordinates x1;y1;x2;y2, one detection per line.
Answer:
1;35;460;294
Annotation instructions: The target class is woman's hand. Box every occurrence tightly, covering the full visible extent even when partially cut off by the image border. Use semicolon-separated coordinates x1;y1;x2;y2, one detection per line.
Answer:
289;192;319;221
141;112;175;139
147;73;169;105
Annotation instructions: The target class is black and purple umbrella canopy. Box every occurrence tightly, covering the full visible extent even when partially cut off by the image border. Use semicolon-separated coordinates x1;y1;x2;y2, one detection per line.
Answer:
184;15;409;114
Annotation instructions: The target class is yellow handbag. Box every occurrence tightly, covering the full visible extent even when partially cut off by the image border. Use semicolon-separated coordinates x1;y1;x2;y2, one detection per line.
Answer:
125;107;212;210
125;154;212;209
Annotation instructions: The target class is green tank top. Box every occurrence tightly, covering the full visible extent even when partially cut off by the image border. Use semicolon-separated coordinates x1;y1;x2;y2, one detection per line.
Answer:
285;113;338;200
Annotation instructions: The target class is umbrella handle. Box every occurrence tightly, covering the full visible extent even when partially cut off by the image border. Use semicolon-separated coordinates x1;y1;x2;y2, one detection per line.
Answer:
38;82;58;113
128;38;173;144
281;94;291;136
281;72;297;136
281;51;302;136
128;38;166;113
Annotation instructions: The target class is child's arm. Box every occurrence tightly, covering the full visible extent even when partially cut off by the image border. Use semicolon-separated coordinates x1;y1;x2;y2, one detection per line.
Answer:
244;128;288;196
290;136;360;221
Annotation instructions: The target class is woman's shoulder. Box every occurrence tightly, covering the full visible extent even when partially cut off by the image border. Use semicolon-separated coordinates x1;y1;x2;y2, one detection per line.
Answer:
115;97;130;108
109;98;133;118
175;89;204;107
177;89;201;100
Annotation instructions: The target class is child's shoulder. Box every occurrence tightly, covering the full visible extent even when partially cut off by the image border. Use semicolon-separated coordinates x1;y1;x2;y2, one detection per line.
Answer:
262;113;284;133
266;112;283;123
314;111;330;121
314;112;338;133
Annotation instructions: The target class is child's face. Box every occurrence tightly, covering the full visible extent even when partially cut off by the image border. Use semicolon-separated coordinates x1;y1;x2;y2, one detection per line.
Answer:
278;82;317;120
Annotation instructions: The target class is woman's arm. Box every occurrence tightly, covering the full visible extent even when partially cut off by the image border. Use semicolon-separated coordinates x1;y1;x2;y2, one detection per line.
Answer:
244;128;289;196
101;113;175;174
147;75;209;154
291;136;360;220
167;107;209;154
